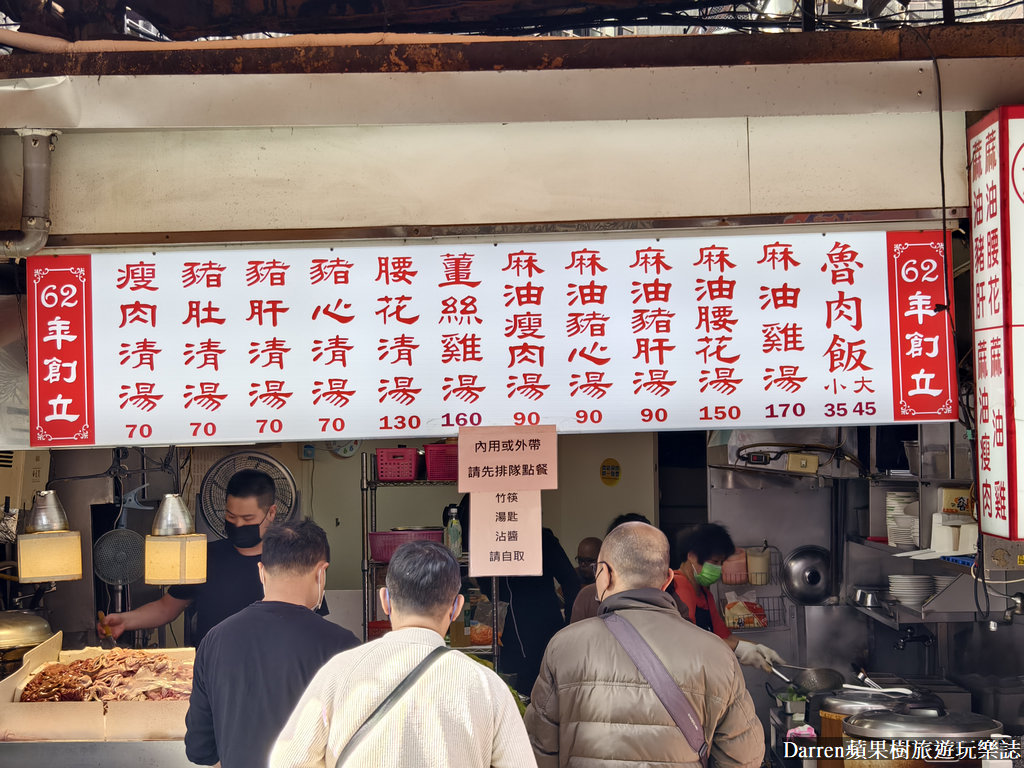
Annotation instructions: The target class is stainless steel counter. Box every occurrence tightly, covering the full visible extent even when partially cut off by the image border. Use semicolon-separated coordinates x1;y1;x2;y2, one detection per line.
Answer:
0;740;190;767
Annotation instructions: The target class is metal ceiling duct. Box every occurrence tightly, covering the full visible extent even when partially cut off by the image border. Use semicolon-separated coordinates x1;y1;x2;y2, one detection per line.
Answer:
1;128;58;259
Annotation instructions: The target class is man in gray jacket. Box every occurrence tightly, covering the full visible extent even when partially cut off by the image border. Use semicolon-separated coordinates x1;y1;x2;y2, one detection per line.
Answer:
525;522;764;768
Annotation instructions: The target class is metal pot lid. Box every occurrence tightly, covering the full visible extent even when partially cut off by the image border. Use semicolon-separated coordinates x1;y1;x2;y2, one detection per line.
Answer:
822;689;944;716
844;710;1002;739
781;545;831;605
0;611;52;649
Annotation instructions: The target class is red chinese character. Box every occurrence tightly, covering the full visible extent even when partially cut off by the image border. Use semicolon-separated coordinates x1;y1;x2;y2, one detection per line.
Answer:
852;378;874;394
694;277;735;302
975;283;986;320
760;322;803;354
970;138;983;181
182;261;225;289
310;257;354;285
118;339;162;370
757;242;800;271
440;334;482;364
634;338;675;365
311;336;353;366
507;372;549;400
826;291;863;331
245;259;290;287
183;339;226;370
501;251;544;278
985;129;998;172
183;382;227;411
116;262;158;291
631;280;672;304
567;343;610;365
249;337;291;369
569;371;612;399
567;312;610;337
973;191;985;227
312;378;355;407
763;365;807;393
439;296;481;326
974;234;986;273
504;283;544;307
695;306;735;334
821;243;863;285
119;302;157;328
994;409;1004;445
824;335;871;373
986;182;998;220
994;480;1007;520
981;481;992;518
377;376;421;405
980;434;992;471
248;380;293;409
438;254;481;288
375;256;417;285
43;318;78;349
629;248;672;275
183;300;226;327
759;284;800;310
505;313;544;339
246;300;289;327
976;341;989;378
376;296;419;325
119;382;163;412
696;336;739;364
987;230;1000;270
442;374;485;403
567;282;607;306
312;300;355;324
698;368;742;395
693;245;736;273
509;343;546;367
565;249;607;277
632;369;676;397
979;389;990;422
988;277;1001;316
41;357;77;383
632;308;675;334
378;335;419;366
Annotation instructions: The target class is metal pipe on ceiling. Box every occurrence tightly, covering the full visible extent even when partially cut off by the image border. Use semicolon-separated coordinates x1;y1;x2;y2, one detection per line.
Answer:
1;129;58;259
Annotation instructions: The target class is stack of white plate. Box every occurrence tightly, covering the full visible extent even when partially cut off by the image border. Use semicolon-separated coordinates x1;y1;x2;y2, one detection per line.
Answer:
885;492;919;547
888;575;935;606
932;575;957;596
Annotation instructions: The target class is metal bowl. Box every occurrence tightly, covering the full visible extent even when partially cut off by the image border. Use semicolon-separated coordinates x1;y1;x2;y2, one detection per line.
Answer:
852;586;885;608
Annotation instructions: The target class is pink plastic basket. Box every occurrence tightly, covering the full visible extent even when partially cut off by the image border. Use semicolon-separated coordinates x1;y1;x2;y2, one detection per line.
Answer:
369;529;444;562
425;443;459;482
375;448;420;481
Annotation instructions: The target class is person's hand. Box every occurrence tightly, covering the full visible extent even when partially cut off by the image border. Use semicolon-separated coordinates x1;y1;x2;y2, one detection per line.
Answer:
97;612;127;640
734;639;784;672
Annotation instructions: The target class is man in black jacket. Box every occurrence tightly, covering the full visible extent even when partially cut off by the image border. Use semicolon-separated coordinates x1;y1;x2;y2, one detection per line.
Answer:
185;519;359;768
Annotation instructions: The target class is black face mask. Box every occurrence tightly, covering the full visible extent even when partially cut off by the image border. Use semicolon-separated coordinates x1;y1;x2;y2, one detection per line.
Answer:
225;519;263;548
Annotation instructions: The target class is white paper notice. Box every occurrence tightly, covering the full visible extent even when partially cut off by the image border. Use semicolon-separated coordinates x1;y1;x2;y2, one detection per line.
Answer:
468;490;542;577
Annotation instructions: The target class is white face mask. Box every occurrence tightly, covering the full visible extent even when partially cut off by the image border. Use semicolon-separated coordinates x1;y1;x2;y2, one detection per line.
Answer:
315;569;325;612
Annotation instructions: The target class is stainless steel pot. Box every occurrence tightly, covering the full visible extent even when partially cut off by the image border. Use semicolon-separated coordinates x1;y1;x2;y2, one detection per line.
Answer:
843;709;1001;739
0;610;52;679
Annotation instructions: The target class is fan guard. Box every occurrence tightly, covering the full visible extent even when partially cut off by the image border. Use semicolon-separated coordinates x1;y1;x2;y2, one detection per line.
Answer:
198;452;298;539
93;528;145;586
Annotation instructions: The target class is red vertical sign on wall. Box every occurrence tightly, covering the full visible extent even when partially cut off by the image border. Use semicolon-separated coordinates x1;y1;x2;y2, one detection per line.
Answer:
28;255;95;446
886;231;956;422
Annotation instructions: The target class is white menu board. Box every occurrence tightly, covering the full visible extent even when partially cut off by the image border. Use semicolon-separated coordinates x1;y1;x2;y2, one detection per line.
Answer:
28;230;956;448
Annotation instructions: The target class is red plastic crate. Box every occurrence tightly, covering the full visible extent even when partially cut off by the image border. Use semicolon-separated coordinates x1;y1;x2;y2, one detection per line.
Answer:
369;529;444;562
425;443;459;482
375;448;419;481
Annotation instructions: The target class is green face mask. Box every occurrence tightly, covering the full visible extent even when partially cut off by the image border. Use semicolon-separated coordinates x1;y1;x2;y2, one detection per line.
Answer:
694;561;722;587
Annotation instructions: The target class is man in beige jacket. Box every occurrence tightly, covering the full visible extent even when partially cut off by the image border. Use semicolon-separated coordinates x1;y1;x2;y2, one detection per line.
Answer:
525;522;764;768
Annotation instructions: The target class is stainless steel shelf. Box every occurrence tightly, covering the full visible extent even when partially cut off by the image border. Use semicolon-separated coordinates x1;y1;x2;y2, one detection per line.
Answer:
851;601;977;628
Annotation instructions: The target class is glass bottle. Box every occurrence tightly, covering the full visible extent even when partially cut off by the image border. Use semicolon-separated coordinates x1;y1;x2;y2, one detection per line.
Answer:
444;505;463;559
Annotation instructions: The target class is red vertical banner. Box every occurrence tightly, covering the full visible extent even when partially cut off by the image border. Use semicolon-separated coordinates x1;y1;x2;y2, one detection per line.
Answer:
28;255;95;446
886;231;957;422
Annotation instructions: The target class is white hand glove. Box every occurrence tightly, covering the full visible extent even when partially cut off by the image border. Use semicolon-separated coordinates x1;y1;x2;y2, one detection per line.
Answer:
734;640;784;672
